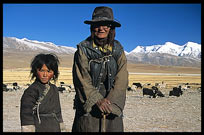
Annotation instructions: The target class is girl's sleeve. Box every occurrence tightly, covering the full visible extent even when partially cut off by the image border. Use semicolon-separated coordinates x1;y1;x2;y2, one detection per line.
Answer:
20;88;37;126
55;86;63;123
55;87;66;131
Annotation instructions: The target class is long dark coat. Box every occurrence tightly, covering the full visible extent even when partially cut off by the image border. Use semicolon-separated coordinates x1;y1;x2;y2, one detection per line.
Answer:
20;81;63;132
72;38;128;132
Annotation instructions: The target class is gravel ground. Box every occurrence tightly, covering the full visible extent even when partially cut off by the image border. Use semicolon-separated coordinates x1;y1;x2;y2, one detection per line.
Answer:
3;88;201;132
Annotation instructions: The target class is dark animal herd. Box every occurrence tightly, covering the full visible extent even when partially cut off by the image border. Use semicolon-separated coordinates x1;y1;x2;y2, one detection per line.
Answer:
3;82;73;93
3;82;20;91
127;82;193;98
3;82;199;98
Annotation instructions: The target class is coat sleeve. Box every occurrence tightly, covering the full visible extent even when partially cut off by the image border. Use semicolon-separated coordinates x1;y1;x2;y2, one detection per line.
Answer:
107;51;128;116
55;86;64;123
72;46;104;113
20;87;37;126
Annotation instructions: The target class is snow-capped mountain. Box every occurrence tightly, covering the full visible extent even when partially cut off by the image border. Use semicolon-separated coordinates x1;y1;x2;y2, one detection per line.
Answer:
3;37;77;54
3;37;201;67
126;42;201;67
128;42;201;60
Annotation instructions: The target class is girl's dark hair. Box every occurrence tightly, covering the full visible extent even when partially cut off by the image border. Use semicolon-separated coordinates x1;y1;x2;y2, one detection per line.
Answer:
30;53;60;82
90;24;116;46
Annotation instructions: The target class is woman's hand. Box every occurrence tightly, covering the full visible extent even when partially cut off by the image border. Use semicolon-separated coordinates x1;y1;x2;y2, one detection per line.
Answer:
96;98;112;114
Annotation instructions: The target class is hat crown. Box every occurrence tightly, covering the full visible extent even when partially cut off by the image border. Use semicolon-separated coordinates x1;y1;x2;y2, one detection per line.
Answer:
84;6;121;27
92;6;113;21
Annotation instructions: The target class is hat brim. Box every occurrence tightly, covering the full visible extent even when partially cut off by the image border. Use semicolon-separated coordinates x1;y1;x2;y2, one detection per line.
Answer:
84;20;121;27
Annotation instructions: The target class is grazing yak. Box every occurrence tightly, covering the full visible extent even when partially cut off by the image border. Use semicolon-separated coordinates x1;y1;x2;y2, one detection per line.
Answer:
127;86;132;91
132;83;142;89
58;87;66;93
143;88;156;98
143;86;165;98
179;84;191;91
60;82;65;87
152;86;165;97
3;83;20;91
58;82;74;93
169;86;183;97
13;82;20;90
129;83;143;91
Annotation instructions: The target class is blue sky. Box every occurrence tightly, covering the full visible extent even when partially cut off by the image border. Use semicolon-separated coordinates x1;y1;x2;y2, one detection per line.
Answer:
3;3;201;52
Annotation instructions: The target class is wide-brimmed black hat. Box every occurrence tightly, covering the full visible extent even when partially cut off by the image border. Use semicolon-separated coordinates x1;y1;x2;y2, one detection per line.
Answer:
84;6;121;27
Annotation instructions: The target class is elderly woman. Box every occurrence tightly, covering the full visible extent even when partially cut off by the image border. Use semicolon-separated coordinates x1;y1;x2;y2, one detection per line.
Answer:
72;6;128;132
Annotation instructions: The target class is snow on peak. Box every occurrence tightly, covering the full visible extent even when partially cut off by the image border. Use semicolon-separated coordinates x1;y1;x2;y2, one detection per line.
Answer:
184;42;201;47
4;37;77;54
21;38;55;46
180;42;201;57
124;51;129;55
130;46;145;53
128;42;201;59
156;42;182;55
22;38;29;41
164;42;179;46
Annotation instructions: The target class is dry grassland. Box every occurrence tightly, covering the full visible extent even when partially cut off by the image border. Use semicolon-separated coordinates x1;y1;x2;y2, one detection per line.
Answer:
128;74;201;89
3;67;73;86
3;66;201;89
3;53;201;88
127;62;201;74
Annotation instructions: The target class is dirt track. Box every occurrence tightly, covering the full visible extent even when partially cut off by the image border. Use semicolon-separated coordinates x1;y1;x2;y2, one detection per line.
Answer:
3;87;201;132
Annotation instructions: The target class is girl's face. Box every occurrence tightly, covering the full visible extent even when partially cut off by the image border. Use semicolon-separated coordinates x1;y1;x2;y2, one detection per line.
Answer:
37;64;54;84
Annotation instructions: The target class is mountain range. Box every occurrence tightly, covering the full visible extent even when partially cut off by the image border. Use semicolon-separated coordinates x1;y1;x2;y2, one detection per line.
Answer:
126;41;201;67
3;37;76;55
3;37;201;68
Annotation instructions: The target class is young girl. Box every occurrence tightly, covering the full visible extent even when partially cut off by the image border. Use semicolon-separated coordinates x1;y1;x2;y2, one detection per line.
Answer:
20;53;65;132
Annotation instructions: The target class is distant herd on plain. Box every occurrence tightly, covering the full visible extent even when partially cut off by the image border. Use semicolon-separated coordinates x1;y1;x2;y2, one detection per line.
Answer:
3;81;201;98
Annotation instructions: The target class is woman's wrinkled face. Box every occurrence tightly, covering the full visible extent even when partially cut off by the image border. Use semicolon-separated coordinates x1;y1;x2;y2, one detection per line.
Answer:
93;24;111;39
37;64;54;84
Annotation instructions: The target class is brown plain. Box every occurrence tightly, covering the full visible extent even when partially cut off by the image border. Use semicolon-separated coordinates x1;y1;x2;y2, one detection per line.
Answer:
3;60;201;89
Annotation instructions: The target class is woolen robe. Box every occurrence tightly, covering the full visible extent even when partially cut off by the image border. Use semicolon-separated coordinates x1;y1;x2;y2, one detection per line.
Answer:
72;38;128;132
20;80;63;132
